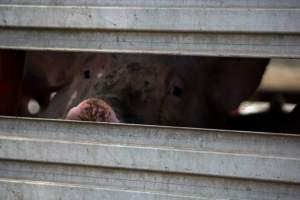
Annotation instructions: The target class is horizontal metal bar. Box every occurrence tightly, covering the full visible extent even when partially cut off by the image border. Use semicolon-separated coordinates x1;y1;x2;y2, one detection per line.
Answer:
0;117;299;158
0;2;299;56
1;5;299;33
0;117;300;183
0;178;205;200
1;161;299;200
1;117;300;199
1;29;300;58
2;135;300;183
2;0;300;8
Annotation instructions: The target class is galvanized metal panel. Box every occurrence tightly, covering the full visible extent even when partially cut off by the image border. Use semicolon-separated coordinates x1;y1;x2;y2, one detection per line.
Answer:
0;117;299;158
0;179;205;200
2;0;300;8
0;1;300;57
2;135;300;183
0;117;300;199
0;117;300;182
0;5;299;33
1;161;300;200
1;29;299;58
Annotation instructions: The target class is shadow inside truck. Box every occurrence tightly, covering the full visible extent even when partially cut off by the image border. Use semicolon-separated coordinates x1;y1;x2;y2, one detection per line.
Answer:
0;49;299;134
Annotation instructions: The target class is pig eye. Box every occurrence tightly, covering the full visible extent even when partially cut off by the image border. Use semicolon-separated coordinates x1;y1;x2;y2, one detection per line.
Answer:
84;70;90;79
168;77;184;98
170;86;183;97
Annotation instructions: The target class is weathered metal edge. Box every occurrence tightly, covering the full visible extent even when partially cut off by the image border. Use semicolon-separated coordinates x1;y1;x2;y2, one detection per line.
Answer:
1;29;299;58
1;5;299;33
2;0;300;8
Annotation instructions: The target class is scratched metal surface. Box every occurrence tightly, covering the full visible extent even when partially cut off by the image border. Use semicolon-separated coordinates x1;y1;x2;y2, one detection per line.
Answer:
0;1;300;198
1;0;300;8
0;117;299;199
0;1;299;57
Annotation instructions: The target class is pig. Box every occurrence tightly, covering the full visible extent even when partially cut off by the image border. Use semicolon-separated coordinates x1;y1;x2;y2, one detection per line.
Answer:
41;53;268;129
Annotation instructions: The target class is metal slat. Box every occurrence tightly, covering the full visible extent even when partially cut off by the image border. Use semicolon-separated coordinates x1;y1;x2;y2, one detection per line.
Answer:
1;29;299;58
0;1;299;57
2;136;300;182
2;0;300;8
1;161;299;200
1;179;298;200
0;179;204;200
0;117;299;158
0;117;300;199
1;5;299;33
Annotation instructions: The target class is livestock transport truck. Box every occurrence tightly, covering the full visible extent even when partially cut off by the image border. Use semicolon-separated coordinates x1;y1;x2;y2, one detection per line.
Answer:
0;1;300;199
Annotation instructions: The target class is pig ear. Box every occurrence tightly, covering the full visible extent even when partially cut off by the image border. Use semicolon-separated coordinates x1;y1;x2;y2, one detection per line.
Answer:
211;58;269;112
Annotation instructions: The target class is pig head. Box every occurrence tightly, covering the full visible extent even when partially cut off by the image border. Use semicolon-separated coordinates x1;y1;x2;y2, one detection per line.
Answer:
43;53;268;129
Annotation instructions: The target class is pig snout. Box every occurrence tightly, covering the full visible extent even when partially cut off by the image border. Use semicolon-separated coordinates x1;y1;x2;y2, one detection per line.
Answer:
66;98;120;123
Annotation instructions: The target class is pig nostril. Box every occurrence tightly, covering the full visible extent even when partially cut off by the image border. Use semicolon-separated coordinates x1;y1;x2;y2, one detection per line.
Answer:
144;81;150;87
